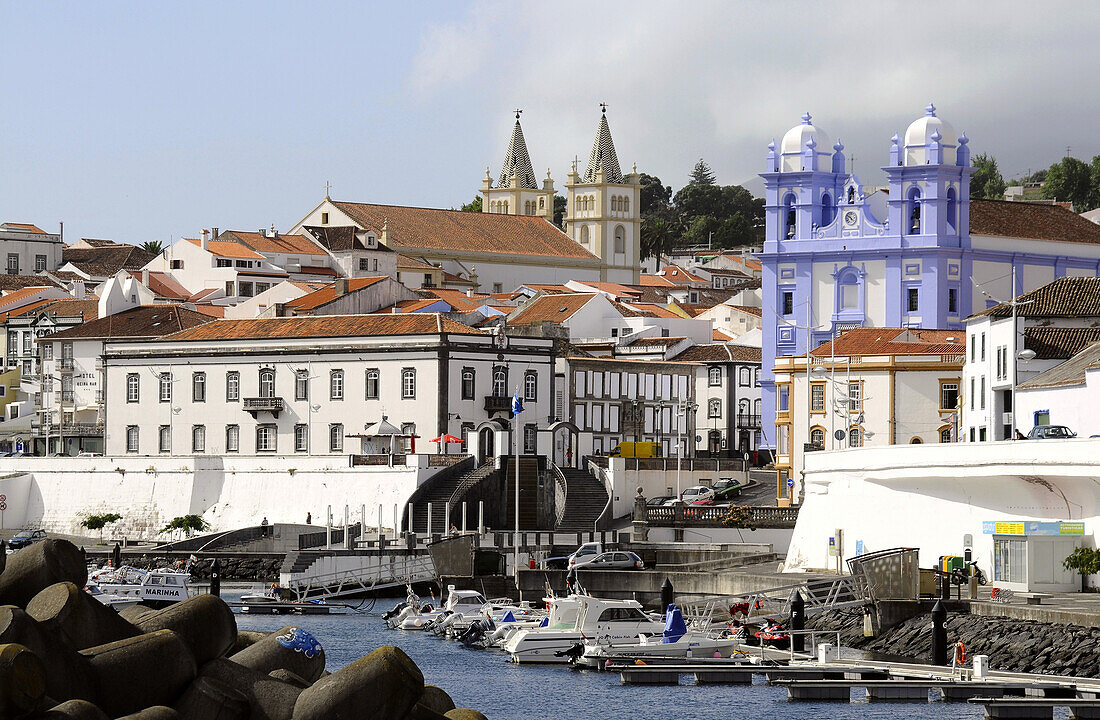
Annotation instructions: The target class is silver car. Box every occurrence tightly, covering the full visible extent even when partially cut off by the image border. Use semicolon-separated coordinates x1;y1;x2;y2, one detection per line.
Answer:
572;551;645;570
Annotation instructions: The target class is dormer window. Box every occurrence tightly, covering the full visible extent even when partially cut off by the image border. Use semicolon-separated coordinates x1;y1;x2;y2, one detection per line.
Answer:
321;212;329;224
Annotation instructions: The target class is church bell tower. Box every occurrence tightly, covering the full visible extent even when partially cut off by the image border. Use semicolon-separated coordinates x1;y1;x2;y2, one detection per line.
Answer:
481;110;555;220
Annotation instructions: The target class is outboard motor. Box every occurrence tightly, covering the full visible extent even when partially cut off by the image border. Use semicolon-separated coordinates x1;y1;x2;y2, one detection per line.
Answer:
554;642;586;662
382;600;407;621
458;619;494;647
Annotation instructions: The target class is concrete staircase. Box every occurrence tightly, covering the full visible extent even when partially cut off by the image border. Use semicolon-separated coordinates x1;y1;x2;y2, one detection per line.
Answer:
410;459;495;534
502;457;540;530
557;467;610;531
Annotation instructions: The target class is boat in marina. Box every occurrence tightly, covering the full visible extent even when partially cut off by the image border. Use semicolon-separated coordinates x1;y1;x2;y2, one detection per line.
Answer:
391;586;489;630
88;564;196;607
503;595;664;663
84;583;142;610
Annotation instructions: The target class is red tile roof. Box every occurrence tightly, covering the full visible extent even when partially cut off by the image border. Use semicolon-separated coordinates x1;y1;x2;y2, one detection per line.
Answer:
161;313;482;341
973;276;1100;319
396;254;438;271
713;328;735;341
626;303;681;319
674;343;762;363
42;305;211;340
144;272;190;300
185;238;266;259
294;266;340;277
638;274;676;287
658;265;706;285
508;293;597;325
2;223;48;234
284;277;389;311
809;328;964;358
0;286;58;311
220;230;328;256
970;199;1100;244
332;201;599;261
1023;327;1100;360
191;305;226;318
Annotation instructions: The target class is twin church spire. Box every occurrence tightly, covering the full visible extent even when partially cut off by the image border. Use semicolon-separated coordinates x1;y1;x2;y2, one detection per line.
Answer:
497;111;538;190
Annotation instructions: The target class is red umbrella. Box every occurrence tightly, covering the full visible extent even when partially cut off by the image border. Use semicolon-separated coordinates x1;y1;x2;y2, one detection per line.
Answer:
430;434;463;454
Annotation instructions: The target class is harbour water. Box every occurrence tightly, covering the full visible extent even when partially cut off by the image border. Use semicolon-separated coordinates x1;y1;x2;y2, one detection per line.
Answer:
232;595;989;720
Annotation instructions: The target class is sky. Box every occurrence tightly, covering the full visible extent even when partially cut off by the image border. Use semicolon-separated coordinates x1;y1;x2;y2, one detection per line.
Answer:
1;1;1098;246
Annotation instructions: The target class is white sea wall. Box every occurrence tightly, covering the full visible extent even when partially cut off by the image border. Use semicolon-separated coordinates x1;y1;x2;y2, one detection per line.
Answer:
0;456;427;539
786;438;1100;590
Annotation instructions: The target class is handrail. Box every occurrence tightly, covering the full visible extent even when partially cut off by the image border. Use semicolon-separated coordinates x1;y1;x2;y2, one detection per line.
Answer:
549;463;568;527
446;458;492;507
588;457;614;531
285;552;436;599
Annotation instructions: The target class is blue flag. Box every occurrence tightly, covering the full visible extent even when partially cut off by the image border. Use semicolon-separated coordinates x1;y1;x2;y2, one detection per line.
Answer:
511;392;524;415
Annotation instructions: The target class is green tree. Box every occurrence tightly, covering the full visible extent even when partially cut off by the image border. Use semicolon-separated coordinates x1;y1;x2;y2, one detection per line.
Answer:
1063;546;1100;592
553;194;567;227
970;153;1006;200
688;159;717;186
140;240;164;255
458;196;483;213
81;512;122;531
1042;156;1097;211
639;173;673;215
161;514;210;537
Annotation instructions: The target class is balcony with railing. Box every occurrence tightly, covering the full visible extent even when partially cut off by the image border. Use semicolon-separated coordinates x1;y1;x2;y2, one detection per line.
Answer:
243;397;284;417
645;504;799;528
60;359;74;371
484;395;511;413
737;413;761;428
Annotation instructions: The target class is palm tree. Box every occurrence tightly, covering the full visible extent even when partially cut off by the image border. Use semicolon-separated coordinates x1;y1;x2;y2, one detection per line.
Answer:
140;240;165;255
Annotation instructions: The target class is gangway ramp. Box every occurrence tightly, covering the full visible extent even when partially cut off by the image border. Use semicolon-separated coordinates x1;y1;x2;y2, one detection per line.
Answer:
676;574;870;628
281;551;436;600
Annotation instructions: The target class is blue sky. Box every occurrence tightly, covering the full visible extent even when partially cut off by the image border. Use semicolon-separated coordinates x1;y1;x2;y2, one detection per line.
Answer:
2;1;1098;245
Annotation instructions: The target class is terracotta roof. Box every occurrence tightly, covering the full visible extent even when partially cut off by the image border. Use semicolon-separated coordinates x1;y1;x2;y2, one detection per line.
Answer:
974;277;1100;319
42;305;211;340
508;293;597;325
302;225;395;253
574;281;642;298
523;284;573;294
144;272;190;300
285;277;389;311
294;266;340;277
730;304;763;317
160;313;482;341
219;230;328;257
970;199;1100;244
185;239;266;259
188;288;220;302
420;288;493;313
1019;342;1100;389
1022;327;1100;360
809;328;964;358
20;298;99;321
331;201;599;261
658;265;706;285
372;298;448;314
630;336;686;347
0;286;58;311
1;223;47;234
396;254;438;271
62;245;155;276
639;274;677;287
713;329;735;341
0;299;54;321
0;275;60;292
191;305;226;318
626;303;681;319
673;343;762;363
75;238;119;248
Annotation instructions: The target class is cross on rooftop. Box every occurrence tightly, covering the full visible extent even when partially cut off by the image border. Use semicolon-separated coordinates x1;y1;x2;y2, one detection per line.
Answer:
324;181;332;198
514;108;523;120
599;102;608;114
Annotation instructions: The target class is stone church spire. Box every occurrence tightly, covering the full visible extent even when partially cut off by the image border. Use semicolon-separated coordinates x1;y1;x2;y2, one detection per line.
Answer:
497;111;538;189
582;106;624;183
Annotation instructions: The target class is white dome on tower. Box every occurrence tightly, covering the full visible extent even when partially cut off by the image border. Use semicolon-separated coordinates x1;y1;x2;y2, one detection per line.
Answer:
903;103;956;166
780;112;831;172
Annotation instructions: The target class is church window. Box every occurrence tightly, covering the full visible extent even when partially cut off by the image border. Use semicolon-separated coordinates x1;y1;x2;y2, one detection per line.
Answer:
623;197;629;215
907;187;922;234
782;291;794;316
580;226;590;245
613;226;626;254
821;193;834;226
539;197;545;210
784;194;796;239
946;187;958;231
503;200;508;214
847;186;855;204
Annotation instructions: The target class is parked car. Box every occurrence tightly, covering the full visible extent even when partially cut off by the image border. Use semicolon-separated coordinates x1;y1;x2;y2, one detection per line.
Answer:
545;541;609;570
572;551;645;570
1026;425;1076;440
711;479;742;501
8;529;46;550
647;495;675;507
680;486;715;504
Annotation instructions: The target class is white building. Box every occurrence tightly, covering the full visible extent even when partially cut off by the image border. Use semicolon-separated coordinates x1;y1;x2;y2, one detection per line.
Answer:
673;343;763;459
141;232;289;304
961;276;1100;441
102;314;554;458
692;302;763;340
299;225;397;280
774;328;963;504
216;230;339;284
0;222;63;275
1016;342;1100;437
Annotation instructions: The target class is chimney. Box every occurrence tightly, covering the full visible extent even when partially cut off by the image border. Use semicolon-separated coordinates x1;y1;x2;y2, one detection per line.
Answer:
141;269;149;285
466;288;474;298
73;280;86;300
201;229;210;250
211;227;219;244
334;278;349;297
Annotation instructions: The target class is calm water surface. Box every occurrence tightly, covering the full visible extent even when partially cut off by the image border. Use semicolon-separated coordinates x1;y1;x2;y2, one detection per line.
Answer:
231;594;990;720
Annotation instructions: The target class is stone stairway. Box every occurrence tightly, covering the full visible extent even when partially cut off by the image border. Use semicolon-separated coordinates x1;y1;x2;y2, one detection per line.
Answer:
410;459;495;534
502;457;540;530
279;550;323;577
557;467;610;530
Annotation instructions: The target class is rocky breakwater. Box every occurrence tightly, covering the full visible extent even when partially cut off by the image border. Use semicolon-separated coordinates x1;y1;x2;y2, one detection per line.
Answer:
0;539;489;720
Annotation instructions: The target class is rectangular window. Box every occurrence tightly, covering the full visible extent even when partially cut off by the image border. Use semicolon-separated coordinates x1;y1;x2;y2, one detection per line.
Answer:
225;281;235;297
191;425;205;453
226;425;239;453
295;369;309;401
980;376;986;409
970;334;976;363
216;259;232;268
400;423;415;453
35;254;46;272
126;426;139;453
941;382;959;410
171;259;184;269
778;386;789;413
373;259;378;272
126;373;140;402
192;372;206;402
61;374;73;402
461;368;474;400
993;537;1027;584
359;258;369;271
402;368;415;399
159;372;172;402
970;377;975;410
330;424;344;452
330;369;344;400
238;281;253;297
294;424;308;453
981;333;986;361
43;343;53;361
811;383;825;413
226;371;240;402
848;381;861;412
524;372;537;402
158;425;171;453
321;212;329;224
7;254;18;274
524;424;537;454
365;369;379;400
256;424;277;452
907;287;919;313
948;287;958;314
782;291;793;316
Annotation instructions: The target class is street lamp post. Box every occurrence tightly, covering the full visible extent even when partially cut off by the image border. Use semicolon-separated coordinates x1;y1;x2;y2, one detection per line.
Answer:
675;401;698;499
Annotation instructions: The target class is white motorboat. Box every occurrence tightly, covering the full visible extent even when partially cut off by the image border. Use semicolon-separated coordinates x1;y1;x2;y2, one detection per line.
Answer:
503;595;664;664
84;583;142;611
89;565;195;607
394;587;488;631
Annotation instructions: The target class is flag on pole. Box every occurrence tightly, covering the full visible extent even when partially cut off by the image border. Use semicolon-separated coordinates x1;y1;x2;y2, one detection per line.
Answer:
511;392;524;415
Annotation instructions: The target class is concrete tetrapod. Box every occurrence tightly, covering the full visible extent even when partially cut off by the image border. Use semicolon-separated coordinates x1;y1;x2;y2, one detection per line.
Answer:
173;676;251;720
186;657;303;720
0;642;47;720
133;594;238;665
267;670;311;690
114;708;180;720
26;582;140;650
419;686;456;715
117;605;156;625
81;629;197;718
444;710;489;720
230;630;271;656
0;606;97;702
38;699;109;720
0;541;88;608
229;627;325;684
292;646;424;720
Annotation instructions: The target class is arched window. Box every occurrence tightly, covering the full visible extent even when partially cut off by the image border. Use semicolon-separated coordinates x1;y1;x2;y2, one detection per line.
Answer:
910;437;923;444
259;369;275;398
907;186;922;234
738;399;749;417
821;193;834;226
538;196;545;210
753;398;761;416
847;186;855;204
836;266;861;311
784;194;797;239
611;196;619;212
502;200;509;214
810;427;825;446
708;366;722;386
940;427;952;443
848;426;862;447
708;399;722;418
579;226;590;245
946;186;957;231
524;371;537;402
623;197;629;215
365;369;379;399
492;367;507;397
401;369;416;399
613;225;626;254
329;424;343;453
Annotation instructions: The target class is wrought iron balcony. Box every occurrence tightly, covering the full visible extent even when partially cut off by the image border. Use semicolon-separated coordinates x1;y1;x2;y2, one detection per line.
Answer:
243;396;284;417
737;413;761;428
484;395;512;414
60;359;74;371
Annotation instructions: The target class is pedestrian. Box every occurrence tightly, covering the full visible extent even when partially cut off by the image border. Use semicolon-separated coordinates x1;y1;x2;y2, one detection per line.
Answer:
566;448;573;467
261;516;269;537
306;512;312;525
449;524;458;536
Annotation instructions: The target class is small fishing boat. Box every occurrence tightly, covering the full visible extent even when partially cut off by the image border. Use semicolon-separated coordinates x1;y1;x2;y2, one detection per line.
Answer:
504;595;664;664
89;564;195;607
84;583;142;611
